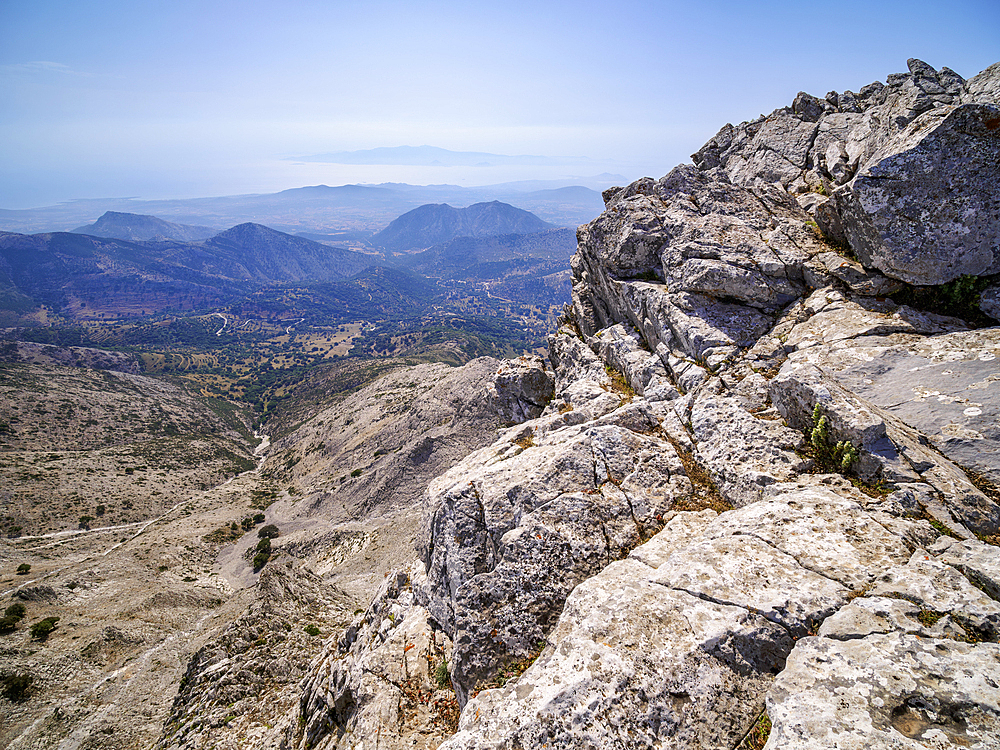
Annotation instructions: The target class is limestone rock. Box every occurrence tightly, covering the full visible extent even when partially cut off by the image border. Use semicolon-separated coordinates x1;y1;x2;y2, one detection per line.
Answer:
486;355;555;424
964;60;1000;104
692;59;1000;288
294;568;458;750
981;282;1000;321
802;251;903;296
933;536;1000;600
807;327;1000;485
766;634;1000;749
571;163;835;374
864;549;1000;641
440;559;791;750
836;103;1000;285
817;595;968;641
686;389;806;506
438;486;913;750
420;401;692;703
589;323;678;401
545;329;625;419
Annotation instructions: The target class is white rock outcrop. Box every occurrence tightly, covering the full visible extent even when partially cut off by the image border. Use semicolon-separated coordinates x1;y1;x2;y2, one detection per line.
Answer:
285;59;1000;750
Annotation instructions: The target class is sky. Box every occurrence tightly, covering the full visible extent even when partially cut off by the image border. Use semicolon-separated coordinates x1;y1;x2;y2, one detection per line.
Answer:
1;0;998;209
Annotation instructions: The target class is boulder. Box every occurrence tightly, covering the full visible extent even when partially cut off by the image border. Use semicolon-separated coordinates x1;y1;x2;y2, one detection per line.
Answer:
487;355;555;424
835;103;1000;285
420;401;692;703
438;487;914;750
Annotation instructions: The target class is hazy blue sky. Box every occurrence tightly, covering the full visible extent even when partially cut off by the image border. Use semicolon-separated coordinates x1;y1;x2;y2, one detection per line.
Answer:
2;0;998;208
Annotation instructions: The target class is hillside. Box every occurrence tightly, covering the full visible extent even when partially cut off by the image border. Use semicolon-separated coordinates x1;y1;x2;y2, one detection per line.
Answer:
371;201;554;252
0;224;377;320
198;223;374;281
398;228;575;277
72;211;218;242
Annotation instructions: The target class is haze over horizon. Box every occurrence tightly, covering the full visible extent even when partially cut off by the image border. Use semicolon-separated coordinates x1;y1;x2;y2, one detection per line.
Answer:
2;0;998;210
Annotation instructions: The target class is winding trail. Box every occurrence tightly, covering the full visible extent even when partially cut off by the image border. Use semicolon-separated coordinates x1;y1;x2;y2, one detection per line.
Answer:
212;312;228;336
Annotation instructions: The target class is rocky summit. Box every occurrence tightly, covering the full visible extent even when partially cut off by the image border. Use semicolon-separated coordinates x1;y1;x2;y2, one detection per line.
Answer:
4;59;1000;750
290;59;1000;750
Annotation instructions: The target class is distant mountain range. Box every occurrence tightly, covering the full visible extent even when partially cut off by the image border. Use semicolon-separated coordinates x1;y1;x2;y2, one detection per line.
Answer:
0;179;615;235
0;200;573;324
72;211;217;242
372;201;554;253
0;222;377;321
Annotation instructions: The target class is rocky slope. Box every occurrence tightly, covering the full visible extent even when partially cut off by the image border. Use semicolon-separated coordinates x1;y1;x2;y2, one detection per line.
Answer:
0;352;540;749
282;59;1000;750
0;347;265;750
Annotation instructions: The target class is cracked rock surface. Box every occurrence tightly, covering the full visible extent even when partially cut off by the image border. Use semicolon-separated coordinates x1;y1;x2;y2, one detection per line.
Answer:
405;58;1000;750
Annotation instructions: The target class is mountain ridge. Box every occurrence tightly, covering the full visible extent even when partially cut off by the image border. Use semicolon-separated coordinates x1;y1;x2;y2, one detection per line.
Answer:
0;180;608;235
0;222;378;319
72;211;218;242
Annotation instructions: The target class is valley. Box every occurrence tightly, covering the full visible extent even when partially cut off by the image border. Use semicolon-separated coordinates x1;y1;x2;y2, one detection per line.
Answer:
2;202;576;417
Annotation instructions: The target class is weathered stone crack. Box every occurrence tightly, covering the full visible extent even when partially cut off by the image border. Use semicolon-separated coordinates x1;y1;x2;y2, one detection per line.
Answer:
655;580;800;640
736;530;854;590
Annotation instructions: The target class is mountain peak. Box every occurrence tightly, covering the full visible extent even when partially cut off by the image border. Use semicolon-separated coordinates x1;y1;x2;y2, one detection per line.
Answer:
71;211;217;242
372;200;553;252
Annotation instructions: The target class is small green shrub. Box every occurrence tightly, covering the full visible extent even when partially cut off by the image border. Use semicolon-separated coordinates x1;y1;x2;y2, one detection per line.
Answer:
29;616;59;641
916;609;945;627
738;712;772;750
5;602;26;620
350;468;363;478
0;616;19;634
434;658;451;690
891;273;997;327
252;551;270;571
257;524;279;539
807;404;859;473
16;563;30;575
2;672;33;702
255;537;271;554
304;624;320;637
